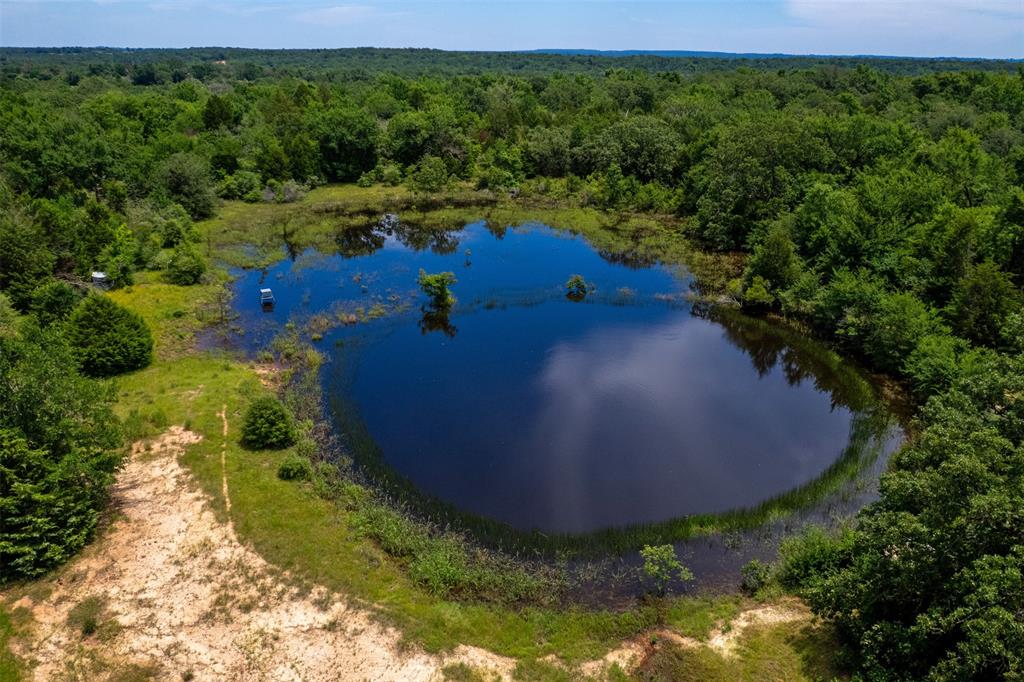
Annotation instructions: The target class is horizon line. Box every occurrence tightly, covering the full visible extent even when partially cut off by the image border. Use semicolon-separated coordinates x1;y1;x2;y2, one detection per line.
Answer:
2;45;1021;62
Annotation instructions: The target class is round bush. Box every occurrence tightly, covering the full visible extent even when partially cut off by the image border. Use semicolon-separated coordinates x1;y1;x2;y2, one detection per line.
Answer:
277;453;313;481
241;396;295;449
66;295;153;377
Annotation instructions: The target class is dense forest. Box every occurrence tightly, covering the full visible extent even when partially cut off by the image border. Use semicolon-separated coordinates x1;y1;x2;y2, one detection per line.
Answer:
1;48;1022;680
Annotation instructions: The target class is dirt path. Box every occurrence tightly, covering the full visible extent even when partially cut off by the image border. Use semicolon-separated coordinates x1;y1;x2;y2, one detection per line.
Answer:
217;404;232;514
3;427;514;681
2;425;811;681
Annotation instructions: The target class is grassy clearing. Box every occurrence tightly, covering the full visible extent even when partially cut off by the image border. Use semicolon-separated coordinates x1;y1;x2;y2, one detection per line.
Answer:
632;620;845;681
0;606;21;681
107;271;226;360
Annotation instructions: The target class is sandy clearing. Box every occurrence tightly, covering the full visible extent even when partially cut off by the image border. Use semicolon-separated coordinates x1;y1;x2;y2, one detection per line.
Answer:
4;427;514;681
706;601;808;657
2;424;812;681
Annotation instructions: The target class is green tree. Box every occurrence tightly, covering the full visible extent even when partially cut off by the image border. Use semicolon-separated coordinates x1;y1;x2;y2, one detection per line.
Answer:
904;334;967;399
865;292;946;375
66;295;153;377
743;275;775;308
313;106;378;182
253;132;290;181
241;396;295;450
949;261;1020;347
98;223;137;288
0;208;55;310
155;153;216;219
202;93;236;130
410;155;450;193
565;274;590;301
417;269;457;309
165;241;206;286
601;116;681;183
0;324;122;581
743;222;802;300
30;280;83;327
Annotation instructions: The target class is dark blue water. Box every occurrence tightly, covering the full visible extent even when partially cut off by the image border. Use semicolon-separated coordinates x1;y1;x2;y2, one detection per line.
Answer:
227;219;894;535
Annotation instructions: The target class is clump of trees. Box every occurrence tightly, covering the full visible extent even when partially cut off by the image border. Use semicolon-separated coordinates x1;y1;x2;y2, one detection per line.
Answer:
0;321;122;581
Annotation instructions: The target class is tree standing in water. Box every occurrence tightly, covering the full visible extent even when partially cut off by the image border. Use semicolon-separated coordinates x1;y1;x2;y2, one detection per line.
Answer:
418;269;457;309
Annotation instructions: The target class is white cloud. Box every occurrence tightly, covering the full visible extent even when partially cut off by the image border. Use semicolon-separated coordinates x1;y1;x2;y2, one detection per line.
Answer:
295;4;379;26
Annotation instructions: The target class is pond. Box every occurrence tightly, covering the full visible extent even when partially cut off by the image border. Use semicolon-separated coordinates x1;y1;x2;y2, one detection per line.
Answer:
225;216;900;542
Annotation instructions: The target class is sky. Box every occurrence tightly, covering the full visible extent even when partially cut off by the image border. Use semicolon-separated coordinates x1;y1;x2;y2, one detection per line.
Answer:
1;0;1022;59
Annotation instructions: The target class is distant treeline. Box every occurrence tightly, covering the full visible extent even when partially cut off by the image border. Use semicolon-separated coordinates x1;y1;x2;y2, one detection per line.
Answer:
1;46;1021;81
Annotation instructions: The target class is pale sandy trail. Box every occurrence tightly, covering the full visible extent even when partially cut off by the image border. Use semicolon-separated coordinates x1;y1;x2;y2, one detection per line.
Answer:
5;427;514;681
3;424;809;681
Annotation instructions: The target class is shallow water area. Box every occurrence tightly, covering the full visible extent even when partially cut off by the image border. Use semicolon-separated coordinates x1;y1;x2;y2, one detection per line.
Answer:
222;217;900;547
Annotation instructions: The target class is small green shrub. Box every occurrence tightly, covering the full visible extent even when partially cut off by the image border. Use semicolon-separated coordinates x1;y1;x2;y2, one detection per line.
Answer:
743;275;775;308
641;544;693;596
241;396;295;449
442;663;490;682
67;595;106;637
66;295;153;377
740;559;772;595
277;453;313;481
409;155;450;193
380;163;403;186
565;274;590;300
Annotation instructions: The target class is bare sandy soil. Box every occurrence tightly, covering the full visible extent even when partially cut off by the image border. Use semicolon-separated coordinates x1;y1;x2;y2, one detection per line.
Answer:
2;425;809;681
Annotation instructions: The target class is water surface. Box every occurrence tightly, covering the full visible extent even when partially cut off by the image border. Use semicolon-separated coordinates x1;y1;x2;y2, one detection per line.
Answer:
227;218;897;536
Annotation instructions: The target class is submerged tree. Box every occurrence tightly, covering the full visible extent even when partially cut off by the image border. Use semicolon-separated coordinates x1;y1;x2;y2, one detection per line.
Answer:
565;274;591;301
418;308;458;338
417;269;457;309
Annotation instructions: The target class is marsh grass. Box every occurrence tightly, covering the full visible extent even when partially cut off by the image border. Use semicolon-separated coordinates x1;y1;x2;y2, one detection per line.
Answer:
197;184;740;298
